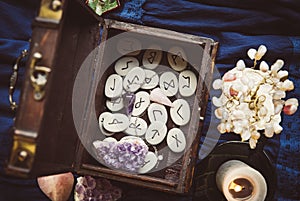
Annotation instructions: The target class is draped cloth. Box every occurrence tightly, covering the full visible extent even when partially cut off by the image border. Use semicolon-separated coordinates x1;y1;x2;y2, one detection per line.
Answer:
0;0;299;200
108;1;300;200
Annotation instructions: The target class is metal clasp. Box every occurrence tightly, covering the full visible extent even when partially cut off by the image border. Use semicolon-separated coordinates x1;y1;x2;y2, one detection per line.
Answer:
7;135;36;174
37;0;63;23
9;50;28;111
30;52;51;101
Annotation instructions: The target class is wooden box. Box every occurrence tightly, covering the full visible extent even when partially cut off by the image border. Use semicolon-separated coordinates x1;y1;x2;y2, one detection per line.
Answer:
6;0;218;194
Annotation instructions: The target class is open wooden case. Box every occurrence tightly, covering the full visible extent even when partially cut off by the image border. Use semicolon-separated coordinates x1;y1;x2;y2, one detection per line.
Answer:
6;0;218;194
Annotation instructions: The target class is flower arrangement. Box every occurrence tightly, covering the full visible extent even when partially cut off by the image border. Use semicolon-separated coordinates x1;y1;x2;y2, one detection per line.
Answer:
75;176;122;201
93;136;149;172
212;45;298;149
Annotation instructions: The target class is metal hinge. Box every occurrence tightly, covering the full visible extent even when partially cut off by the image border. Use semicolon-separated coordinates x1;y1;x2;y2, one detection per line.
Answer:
29;52;51;101
37;0;64;24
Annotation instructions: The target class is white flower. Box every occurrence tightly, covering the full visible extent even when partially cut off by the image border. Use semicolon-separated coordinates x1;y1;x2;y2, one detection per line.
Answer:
259;61;269;72
271;59;284;74
236;60;246;71
255;45;267;60
247;48;257;60
212;45;298;149
247;45;267;61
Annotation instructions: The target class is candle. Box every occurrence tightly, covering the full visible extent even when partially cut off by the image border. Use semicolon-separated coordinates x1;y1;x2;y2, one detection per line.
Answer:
216;160;267;201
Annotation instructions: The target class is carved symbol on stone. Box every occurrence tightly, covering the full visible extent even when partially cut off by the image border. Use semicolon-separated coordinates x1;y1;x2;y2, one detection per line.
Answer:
135;97;145;109
182;75;191;88
172;52;184;65
108;119;123;125
151;129;160;139
110;78;116;90
122;60;133;70
152;110;163;121
177;104;184;120
147;51;157;64
163;79;175;90
172;134;182;147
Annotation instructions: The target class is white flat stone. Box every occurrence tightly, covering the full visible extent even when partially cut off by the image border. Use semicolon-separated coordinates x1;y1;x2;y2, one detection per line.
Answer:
145;121;167;145
141;69;159;90
98;112;114;136
147;103;168;124
117;37;141;56
114;57;139;76
142;45;162;69
105;74;123;98
178;70;197;97
167;128;186;153
159;71;178;97
103;137;118;143
123;67;145;92
138;152;158;174
170;99;191;126
106;97;124;112
125;117;148;136
103;113;129;133
132;91;150;116
167;46;188;71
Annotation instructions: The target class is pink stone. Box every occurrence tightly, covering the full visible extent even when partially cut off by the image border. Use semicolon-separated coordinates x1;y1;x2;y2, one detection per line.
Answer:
38;172;74;201
283;105;298;115
223;72;236;82
150;88;174;107
229;86;239;97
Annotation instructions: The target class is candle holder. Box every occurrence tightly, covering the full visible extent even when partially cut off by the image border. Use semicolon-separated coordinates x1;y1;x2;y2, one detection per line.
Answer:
216;159;267;201
193;139;276;201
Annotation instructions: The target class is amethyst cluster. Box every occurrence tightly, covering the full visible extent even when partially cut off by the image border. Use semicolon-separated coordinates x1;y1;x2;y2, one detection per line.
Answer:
93;137;149;172
74;176;122;201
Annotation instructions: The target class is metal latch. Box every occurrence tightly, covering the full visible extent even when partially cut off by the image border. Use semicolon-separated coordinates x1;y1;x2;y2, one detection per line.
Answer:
7;136;36;174
30;52;51;101
37;0;63;23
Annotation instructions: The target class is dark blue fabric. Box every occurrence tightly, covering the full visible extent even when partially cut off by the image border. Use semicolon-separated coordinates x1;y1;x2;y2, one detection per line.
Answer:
107;1;300;200
1;0;300;201
0;1;52;201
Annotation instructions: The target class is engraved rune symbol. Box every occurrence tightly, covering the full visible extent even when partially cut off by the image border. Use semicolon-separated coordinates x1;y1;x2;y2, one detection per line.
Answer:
122;60;133;70
123;40;134;51
172;134;182;147
172;52;184;65
151;129;160;139
177;104;184;120
147;51;157;64
128;75;139;85
142;159;150;168
111;98;122;106
110;78;116;90
153;110;163;121
145;77;151;84
108;119;123;125
129;123;142;130
163;79;175;90
182;75;191;88
135;97;145;108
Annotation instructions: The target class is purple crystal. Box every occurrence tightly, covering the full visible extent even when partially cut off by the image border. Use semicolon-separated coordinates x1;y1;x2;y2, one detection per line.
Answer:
85;189;94;197
75;176;122;201
93;137;149;172
124;92;135;116
100;193;113;201
112;188;122;200
85;176;97;189
75;184;85;194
